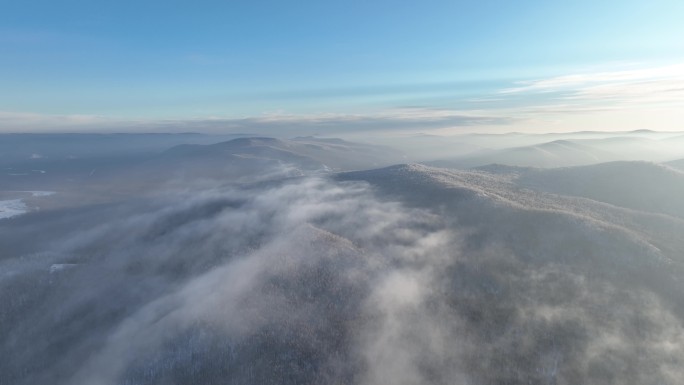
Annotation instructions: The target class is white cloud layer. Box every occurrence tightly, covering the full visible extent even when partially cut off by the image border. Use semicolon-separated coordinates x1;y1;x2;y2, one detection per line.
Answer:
2;63;683;135
500;63;684;111
0;108;510;135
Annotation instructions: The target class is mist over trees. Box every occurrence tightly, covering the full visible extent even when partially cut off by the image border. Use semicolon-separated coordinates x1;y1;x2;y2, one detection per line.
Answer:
2;131;684;384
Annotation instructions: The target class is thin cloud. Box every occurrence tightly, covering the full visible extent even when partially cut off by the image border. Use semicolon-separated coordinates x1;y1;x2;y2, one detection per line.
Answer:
4;63;681;135
498;63;684;110
484;63;684;129
500;63;684;94
0;108;512;135
0;111;112;129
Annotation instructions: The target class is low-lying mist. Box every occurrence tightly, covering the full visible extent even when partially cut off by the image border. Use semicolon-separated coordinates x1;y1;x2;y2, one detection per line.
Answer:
2;176;452;384
2;132;684;385
3;169;684;384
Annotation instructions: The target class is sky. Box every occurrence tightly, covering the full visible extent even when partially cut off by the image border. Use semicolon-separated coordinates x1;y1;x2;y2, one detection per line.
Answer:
2;0;684;135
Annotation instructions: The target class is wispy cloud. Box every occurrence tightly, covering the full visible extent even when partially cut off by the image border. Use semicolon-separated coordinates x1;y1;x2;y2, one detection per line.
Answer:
483;63;684;131
4;63;682;135
501;63;684;94
0;108;511;135
0;111;112;128
499;63;684;111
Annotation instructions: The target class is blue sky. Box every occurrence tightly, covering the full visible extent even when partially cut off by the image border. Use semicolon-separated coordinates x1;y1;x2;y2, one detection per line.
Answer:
2;0;684;134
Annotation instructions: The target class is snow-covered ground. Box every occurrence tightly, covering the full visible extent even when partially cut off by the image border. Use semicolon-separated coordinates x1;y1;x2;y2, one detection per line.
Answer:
0;199;29;219
24;190;56;197
0;191;55;219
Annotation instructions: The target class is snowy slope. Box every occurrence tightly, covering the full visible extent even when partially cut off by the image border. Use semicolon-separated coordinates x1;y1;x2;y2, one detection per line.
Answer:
3;156;684;384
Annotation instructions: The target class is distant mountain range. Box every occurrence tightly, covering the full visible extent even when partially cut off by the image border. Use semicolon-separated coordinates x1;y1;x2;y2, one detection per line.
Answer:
427;134;684;168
